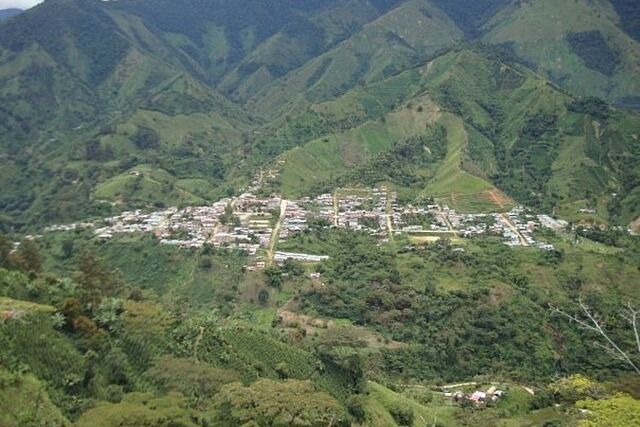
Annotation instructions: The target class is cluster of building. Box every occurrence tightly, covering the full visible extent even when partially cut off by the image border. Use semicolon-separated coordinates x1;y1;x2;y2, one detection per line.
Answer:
43;188;570;262
277;189;393;239
447;386;506;407
335;188;390;234
89;194;283;256
393;203;564;251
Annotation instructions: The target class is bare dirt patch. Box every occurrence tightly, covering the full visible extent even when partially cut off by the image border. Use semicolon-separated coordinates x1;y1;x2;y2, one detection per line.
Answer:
486;189;511;210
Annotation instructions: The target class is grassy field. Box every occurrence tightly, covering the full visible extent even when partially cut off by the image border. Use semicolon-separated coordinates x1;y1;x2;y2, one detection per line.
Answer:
94;165;207;206
278;94;443;196
358;381;457;427
423;114;509;212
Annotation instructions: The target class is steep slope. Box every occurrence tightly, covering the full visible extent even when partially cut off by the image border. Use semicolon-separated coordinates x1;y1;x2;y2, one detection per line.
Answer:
610;0;640;41
0;0;250;136
0;0;253;230
482;0;640;108
246;0;463;118
218;0;391;101
111;0;349;82
269;48;640;222
430;0;511;37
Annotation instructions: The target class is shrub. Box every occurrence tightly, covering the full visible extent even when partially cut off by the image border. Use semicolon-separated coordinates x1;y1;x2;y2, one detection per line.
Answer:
389;403;414;426
347;395;366;423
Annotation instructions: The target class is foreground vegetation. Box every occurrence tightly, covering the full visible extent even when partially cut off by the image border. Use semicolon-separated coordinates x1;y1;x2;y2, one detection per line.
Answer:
1;225;640;425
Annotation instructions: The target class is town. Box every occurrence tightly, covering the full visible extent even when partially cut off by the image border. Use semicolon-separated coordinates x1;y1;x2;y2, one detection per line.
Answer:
43;187;569;266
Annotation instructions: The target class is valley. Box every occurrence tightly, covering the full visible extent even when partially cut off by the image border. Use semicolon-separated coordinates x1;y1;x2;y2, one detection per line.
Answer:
41;186;561;262
1;0;640;426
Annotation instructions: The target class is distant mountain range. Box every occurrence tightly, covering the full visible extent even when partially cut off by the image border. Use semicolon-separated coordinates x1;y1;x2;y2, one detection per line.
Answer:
0;0;638;231
0;8;22;20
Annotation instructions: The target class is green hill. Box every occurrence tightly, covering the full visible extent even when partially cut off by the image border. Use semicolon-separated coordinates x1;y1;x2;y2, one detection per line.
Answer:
482;0;640;109
0;0;255;229
244;0;462;118
268;48;639;221
0;0;638;230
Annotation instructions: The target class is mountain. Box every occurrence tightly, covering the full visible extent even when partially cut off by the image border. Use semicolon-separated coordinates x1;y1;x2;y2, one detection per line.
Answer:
0;0;255;229
1;2;640;426
0;0;461;229
0;0;638;231
264;47;640;225
0;9;22;21
482;0;640;109
243;0;462;118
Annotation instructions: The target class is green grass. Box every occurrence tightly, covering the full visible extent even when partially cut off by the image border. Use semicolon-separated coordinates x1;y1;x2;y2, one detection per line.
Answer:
278;93;444;196
98;235;248;309
238;307;277;329
423;114;498;211
359;381;458;427
94;164;206;206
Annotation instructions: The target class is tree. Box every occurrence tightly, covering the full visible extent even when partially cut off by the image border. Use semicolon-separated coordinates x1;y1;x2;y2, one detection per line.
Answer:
198;257;213;271
317;346;366;394
0;369;70;427
75;392;199;427
61;239;74;259
258;289;270;305
548;374;604;404
264;266;283;289
145;356;240;410
282;259;304;277
212;379;349;426
74;248;123;310
132;126;160;150
550;300;640;374
0;233;11;268
577;393;640;427
219;203;238;226
10;239;43;274
389;404;414;426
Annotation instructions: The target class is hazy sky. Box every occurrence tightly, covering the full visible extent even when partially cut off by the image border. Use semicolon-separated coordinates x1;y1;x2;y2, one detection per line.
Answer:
0;0;44;9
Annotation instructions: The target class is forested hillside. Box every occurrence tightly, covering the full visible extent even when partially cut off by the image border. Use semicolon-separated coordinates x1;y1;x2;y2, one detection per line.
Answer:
256;47;640;227
482;0;640;109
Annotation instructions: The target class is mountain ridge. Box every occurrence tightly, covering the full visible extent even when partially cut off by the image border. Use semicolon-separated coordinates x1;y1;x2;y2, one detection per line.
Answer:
0;8;22;21
0;0;638;231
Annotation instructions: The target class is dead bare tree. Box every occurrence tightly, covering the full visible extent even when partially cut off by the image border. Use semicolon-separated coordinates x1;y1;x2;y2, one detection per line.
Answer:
549;299;640;375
